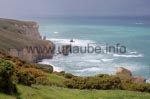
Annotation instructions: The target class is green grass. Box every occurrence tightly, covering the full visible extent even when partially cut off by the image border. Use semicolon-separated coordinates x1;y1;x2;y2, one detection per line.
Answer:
0;93;16;99
0;74;150;99
2;85;149;99
47;74;67;84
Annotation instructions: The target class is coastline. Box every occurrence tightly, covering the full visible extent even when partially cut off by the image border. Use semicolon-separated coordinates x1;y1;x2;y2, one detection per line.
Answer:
39;37;148;79
0;18;149;82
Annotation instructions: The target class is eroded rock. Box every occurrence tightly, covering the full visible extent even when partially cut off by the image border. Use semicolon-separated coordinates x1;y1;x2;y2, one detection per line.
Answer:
116;67;146;83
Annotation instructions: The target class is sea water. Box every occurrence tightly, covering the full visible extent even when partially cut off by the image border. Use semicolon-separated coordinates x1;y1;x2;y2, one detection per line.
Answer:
29;16;150;78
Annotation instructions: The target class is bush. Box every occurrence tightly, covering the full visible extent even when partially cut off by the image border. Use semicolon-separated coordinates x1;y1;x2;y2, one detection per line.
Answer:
52;71;64;76
15;59;26;67
22;64;35;68
64;73;75;79
121;81;150;92
0;60;17;94
17;67;47;86
52;71;76;79
64;74;150;92
60;71;65;74
32;63;53;73
64;74;121;90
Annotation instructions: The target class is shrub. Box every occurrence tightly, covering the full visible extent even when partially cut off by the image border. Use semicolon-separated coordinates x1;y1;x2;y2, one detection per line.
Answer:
15;59;26;67
33;64;53;73
64;74;121;90
0;60;17;94
64;73;75;79
52;71;63;76
60;71;65;74
64;73;150;92
121;81;150;92
22;64;35;68
17;67;47;86
35;77;49;85
52;71;76;79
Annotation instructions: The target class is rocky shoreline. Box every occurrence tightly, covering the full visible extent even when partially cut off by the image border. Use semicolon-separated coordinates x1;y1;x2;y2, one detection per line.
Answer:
0;18;148;83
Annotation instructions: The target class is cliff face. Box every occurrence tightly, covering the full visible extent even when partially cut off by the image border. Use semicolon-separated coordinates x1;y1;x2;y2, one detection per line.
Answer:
0;18;55;62
14;23;41;39
8;42;55;62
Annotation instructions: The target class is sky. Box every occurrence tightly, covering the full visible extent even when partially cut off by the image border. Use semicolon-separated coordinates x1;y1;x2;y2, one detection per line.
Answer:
0;0;150;18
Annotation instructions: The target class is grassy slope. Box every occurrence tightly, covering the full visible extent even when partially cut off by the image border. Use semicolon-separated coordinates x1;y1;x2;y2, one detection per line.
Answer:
18;85;150;99
47;74;67;84
0;74;150;99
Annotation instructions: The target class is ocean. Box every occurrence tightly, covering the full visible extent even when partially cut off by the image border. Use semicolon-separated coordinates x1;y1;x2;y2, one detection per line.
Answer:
28;16;150;78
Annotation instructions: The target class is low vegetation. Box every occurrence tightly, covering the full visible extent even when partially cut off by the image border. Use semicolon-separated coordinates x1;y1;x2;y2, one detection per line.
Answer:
0;52;150;98
64;74;150;92
0;60;17;94
64;74;121;90
2;85;150;99
32;63;53;73
121;81;150;92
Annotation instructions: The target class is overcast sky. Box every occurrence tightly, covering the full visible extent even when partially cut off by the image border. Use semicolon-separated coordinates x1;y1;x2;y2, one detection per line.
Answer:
0;0;150;18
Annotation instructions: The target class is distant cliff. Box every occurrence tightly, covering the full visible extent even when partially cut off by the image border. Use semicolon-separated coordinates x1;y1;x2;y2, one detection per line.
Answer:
0;18;55;62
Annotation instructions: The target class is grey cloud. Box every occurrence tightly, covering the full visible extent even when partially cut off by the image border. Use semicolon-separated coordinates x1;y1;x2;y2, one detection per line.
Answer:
0;0;149;18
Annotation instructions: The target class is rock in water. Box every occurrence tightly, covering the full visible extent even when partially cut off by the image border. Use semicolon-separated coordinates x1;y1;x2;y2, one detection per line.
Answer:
61;45;72;56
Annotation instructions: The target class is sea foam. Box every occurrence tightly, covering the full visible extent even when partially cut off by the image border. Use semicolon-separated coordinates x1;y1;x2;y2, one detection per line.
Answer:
39;60;64;72
113;54;143;58
48;38;95;46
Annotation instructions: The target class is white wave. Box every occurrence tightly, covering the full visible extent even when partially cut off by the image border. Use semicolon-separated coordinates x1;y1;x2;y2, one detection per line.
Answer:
53;66;64;72
76;67;101;72
84;59;101;63
101;58;114;62
134;22;144;25
38;60;64;72
74;66;117;75
113;54;143;58
129;51;138;54
54;32;59;34
48;38;95;46
146;79;150;83
39;57;146;76
75;62;144;74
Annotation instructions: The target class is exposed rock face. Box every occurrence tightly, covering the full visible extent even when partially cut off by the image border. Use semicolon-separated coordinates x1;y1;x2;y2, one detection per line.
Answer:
22;43;55;62
14;23;41;39
0;18;55;62
8;41;55;62
116;67;132;80
116;67;146;83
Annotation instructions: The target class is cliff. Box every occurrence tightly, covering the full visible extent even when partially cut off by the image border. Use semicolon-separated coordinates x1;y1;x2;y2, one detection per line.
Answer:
0;18;55;62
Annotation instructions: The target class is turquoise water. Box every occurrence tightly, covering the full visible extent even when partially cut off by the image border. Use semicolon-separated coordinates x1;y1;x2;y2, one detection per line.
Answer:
30;17;150;78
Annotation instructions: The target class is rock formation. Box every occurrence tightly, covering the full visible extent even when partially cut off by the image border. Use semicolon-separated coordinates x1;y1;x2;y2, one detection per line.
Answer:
0;18;55;62
116;67;132;80
61;45;72;56
116;67;146;83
